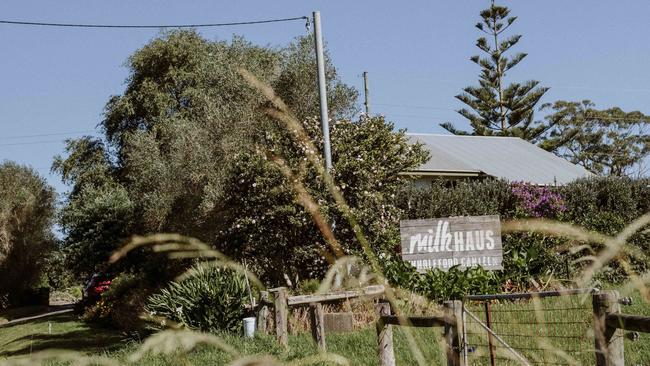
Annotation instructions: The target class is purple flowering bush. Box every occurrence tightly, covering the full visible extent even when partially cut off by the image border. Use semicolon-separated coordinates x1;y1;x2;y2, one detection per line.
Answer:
511;182;567;218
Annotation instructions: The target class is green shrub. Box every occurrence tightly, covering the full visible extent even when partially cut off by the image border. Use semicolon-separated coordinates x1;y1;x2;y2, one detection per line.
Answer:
501;232;566;285
394;176;650;291
296;279;321;294
42;247;75;290
631;178;650;214
561;177;650;282
381;257;501;300
416;266;501;300
146;265;249;333
398;179;517;220
561;177;639;233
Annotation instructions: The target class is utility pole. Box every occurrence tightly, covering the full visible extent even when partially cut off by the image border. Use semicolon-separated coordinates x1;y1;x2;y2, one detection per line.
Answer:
312;11;332;172
363;71;371;116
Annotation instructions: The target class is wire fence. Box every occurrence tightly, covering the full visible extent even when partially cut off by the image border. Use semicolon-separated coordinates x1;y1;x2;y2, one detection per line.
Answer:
463;290;596;365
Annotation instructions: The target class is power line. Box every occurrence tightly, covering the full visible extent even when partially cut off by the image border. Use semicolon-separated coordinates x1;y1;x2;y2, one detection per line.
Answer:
372;74;650;93
380;113;451;120
374;103;456;111
0;130;96;141
0;16;308;29
0;139;69;147
377;105;650;122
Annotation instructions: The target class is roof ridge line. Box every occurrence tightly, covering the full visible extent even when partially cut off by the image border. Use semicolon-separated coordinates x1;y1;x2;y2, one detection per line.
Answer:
405;133;521;139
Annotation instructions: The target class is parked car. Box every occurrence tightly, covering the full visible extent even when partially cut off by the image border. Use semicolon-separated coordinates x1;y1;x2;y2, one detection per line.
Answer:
82;271;113;303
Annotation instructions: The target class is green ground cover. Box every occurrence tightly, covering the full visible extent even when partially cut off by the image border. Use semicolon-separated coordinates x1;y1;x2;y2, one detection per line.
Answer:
0;288;648;365
0;312;444;365
0;313;126;359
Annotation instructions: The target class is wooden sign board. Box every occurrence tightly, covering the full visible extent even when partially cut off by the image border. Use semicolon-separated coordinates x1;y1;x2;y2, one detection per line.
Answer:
400;215;503;272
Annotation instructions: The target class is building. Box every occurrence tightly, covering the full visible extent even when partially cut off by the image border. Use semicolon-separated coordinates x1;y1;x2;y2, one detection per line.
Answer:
405;134;593;186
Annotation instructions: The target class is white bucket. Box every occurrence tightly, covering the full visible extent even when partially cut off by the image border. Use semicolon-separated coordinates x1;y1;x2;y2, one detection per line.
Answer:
243;317;256;338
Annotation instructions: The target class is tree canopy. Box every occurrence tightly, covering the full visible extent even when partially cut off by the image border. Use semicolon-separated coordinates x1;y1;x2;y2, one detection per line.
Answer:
0;162;55;299
540;100;650;176
55;30;425;284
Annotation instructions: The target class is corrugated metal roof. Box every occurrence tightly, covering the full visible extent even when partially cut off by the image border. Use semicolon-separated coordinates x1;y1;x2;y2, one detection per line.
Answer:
407;134;594;185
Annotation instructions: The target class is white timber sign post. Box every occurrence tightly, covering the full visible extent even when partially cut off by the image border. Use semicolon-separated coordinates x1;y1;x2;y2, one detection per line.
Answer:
400;215;503;272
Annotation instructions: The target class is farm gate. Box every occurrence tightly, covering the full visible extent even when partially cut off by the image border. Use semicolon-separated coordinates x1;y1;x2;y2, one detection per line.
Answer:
463;289;598;365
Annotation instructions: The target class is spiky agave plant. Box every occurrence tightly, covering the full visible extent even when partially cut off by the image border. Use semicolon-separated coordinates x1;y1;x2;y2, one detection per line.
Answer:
146;264;249;333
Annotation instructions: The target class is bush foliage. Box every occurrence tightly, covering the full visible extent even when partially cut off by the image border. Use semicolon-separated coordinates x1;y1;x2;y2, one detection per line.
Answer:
55;31;428;286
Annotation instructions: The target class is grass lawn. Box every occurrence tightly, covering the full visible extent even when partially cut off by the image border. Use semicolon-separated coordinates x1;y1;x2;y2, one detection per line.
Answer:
0;288;648;365
106;327;445;366
0;313;127;359
0;306;50;324
619;286;650;365
0;312;445;365
462;286;650;365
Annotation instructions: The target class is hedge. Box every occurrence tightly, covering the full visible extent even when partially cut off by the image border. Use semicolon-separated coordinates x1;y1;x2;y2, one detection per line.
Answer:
389;177;650;299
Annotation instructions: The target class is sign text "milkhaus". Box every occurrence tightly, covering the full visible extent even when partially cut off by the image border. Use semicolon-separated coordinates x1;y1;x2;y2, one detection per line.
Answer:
400;215;503;272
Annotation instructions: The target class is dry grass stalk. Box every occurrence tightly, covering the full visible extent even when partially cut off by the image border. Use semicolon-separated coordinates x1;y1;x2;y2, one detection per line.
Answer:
238;68;431;366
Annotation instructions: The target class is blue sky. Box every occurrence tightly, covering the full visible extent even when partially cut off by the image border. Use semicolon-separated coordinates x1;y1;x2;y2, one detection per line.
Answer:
1;0;649;195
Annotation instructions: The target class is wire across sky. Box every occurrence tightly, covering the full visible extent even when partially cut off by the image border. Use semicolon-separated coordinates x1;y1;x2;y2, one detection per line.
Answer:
0;16;308;29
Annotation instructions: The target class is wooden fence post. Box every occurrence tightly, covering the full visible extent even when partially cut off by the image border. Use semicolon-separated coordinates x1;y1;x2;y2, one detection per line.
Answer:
444;300;465;366
593;290;624;366
310;302;326;351
376;300;395;366
257;291;270;334
270;287;289;347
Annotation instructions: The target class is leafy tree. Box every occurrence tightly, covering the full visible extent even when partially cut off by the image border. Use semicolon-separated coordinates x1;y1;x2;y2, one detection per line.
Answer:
54;30;374;282
441;0;549;139
275;36;358;122
540;100;650;176
0;162;55;299
53;138;134;279
100;31;356;237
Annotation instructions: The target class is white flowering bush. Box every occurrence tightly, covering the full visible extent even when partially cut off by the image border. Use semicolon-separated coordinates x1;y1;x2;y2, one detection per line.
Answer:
216;116;429;284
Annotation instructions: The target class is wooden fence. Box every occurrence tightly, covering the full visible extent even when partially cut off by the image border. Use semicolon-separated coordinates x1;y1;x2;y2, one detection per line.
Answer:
593;290;650;366
463;288;597;366
463;289;648;366
256;287;650;365
257;285;386;350
375;300;463;366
